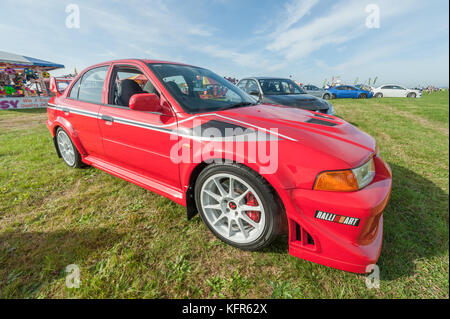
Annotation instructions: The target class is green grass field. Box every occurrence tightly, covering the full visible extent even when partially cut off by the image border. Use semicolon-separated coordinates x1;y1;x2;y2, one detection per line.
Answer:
0;92;448;299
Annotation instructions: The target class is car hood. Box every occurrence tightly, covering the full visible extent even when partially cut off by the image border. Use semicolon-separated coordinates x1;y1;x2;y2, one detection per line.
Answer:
263;94;330;111
213;104;376;168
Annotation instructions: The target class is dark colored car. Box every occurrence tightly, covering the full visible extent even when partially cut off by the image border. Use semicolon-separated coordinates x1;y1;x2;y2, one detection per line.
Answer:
237;77;335;115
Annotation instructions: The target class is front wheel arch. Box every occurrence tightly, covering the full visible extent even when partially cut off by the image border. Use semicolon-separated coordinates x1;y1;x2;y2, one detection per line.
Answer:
186;161;286;228
193;162;287;250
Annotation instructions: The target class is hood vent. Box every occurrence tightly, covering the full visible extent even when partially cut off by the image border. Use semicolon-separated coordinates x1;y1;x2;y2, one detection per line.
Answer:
306;118;338;127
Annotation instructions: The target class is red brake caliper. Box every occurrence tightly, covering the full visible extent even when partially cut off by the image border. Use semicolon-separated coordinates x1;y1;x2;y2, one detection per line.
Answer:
245;192;260;223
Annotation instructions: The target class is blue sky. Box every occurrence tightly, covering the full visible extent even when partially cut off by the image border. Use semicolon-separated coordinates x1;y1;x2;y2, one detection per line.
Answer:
2;0;449;87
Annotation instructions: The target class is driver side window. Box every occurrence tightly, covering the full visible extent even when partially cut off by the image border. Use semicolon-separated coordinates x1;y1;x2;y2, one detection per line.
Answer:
109;66;157;107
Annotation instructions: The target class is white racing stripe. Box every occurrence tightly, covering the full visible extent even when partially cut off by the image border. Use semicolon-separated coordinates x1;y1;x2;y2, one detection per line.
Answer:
47;103;297;142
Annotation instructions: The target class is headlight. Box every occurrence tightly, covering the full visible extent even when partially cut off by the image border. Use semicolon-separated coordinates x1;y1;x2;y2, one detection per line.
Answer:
351;157;376;189
314;158;375;192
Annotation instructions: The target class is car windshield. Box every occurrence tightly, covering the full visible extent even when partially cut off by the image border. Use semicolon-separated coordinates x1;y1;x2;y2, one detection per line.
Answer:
148;63;256;114
258;79;306;95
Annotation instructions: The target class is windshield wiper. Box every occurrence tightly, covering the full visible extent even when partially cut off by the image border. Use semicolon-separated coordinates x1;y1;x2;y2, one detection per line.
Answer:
221;102;256;110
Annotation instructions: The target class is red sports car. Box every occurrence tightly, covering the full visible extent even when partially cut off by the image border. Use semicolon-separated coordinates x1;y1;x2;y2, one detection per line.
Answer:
46;59;392;273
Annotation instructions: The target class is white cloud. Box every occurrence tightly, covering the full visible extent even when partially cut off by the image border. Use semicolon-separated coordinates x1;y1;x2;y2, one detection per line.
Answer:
266;0;424;60
274;0;319;33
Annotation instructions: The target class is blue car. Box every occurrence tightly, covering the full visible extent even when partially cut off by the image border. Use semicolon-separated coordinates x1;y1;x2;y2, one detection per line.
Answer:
328;85;373;99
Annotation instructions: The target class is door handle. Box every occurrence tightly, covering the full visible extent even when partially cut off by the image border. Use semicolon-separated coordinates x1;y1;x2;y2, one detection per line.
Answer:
101;115;114;122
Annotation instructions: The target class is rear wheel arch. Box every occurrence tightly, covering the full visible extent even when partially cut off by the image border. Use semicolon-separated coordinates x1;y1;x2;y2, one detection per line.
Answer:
52;119;87;156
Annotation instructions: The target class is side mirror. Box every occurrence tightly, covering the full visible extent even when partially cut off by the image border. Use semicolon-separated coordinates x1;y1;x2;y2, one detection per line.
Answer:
129;93;162;112
49;77;61;96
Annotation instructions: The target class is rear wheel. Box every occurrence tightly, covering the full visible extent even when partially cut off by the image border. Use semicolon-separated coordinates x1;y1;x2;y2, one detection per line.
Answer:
374;93;383;98
56;127;83;168
195;163;284;251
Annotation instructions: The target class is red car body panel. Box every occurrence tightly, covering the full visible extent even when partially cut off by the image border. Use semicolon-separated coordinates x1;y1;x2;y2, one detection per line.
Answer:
46;59;392;273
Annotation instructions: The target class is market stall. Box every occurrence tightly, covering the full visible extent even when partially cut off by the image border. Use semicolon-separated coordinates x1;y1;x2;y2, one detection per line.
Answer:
0;50;64;110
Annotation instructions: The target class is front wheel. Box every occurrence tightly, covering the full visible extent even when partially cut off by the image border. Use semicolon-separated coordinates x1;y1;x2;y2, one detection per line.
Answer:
323;93;331;100
195;163;284;251
358;93;367;99
56;127;83;168
407;92;416;98
374;93;383;98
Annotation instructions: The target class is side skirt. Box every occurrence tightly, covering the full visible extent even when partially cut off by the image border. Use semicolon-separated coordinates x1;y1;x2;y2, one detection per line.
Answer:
83;156;185;206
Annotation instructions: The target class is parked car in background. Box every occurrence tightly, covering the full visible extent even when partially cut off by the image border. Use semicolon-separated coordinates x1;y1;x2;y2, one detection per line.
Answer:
328;85;373;99
237;77;335;115
46;59;392;273
302;84;332;100
355;84;374;92
372;85;422;98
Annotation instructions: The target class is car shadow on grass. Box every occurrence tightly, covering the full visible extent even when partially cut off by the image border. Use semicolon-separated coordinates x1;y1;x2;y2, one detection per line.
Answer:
0;228;124;298
378;163;449;280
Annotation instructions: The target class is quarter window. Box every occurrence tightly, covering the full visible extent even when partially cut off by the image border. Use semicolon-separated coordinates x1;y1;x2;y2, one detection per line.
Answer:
78;66;109;104
69;78;81;99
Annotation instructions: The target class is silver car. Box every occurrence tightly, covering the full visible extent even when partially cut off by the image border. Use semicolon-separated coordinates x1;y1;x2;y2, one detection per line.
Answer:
302;84;332;100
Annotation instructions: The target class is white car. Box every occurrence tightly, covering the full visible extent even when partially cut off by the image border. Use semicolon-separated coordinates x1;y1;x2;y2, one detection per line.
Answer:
372;85;422;98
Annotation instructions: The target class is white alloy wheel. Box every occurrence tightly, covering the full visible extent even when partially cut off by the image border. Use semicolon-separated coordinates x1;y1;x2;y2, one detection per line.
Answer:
57;130;76;166
200;173;266;244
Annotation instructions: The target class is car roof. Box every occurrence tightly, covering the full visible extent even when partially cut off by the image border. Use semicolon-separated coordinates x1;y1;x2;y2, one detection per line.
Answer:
88;59;196;68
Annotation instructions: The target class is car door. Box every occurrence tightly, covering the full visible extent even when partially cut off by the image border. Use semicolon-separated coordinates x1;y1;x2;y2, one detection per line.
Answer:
393;85;407;97
381;85;394;97
97;63;180;189
347;86;359;98
334;86;347;98
62;65;109;157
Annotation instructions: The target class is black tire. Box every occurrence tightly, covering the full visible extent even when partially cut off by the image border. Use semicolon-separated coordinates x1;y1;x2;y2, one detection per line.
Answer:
332;94;337;99
55;127;84;168
194;163;285;251
358;93;367;99
374;93;383;98
323;93;331;100
407;92;416;98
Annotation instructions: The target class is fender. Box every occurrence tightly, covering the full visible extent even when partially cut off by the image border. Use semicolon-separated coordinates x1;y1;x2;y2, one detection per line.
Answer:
181;147;293;220
52;116;88;156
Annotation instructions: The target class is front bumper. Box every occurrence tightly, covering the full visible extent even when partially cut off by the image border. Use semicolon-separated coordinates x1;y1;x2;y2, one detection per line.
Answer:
286;155;392;273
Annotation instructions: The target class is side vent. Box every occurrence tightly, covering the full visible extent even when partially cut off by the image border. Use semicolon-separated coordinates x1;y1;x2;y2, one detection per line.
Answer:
292;220;316;249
